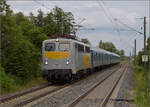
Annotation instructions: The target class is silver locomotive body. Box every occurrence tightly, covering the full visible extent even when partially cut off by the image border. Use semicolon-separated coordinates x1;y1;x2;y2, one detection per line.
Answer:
42;38;91;82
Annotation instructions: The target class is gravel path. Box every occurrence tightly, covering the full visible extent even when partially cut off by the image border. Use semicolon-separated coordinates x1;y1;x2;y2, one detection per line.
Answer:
114;65;135;107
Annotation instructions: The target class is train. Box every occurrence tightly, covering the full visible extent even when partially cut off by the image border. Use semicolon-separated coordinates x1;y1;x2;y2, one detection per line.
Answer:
42;37;120;82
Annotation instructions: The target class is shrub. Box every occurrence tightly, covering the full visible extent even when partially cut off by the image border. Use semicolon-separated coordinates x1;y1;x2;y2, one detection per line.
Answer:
134;65;144;72
134;65;150;106
0;66;15;94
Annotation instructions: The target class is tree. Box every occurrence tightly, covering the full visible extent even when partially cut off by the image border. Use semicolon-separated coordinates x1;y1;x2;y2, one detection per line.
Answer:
29;12;36;24
0;2;47;83
1;12;42;81
119;49;125;60
1;12;23;69
52;6;74;35
81;38;91;45
0;0;12;15
29;7;75;38
27;27;47;49
19;20;47;50
99;41;117;53
136;51;144;66
35;9;45;27
99;41;125;60
42;12;58;37
14;12;28;24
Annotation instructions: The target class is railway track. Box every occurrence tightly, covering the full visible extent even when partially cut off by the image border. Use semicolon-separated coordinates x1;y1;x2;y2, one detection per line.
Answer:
0;83;70;107
0;64;121;107
68;63;127;107
100;64;128;107
0;83;51;103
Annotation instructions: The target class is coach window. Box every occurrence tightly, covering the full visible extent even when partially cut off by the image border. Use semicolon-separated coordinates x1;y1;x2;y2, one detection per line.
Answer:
45;43;55;51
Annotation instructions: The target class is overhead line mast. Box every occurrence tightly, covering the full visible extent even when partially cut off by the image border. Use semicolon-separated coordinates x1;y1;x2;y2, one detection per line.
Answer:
144;16;147;71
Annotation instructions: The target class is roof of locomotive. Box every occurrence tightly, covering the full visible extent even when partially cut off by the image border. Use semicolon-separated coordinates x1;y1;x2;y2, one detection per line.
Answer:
43;38;91;47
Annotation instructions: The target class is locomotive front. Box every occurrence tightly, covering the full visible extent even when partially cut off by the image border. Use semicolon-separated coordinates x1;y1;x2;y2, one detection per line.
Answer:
42;39;73;82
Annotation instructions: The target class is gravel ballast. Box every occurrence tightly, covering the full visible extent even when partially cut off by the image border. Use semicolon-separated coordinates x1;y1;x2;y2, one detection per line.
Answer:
114;65;135;107
32;66;120;107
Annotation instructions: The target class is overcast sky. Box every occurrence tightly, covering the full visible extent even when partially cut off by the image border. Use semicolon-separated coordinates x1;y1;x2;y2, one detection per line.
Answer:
7;1;150;56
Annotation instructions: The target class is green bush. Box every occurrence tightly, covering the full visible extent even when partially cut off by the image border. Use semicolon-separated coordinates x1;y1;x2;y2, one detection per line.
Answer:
0;66;15;94
134;65;144;72
134;66;150;106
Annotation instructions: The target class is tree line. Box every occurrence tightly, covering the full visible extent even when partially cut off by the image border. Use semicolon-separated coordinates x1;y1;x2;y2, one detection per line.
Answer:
0;0;75;93
81;39;125;60
99;41;125;60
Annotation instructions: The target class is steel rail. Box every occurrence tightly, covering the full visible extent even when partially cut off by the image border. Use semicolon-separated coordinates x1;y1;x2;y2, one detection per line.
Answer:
0;83;51;103
100;64;128;107
68;63;125;107
13;84;69;107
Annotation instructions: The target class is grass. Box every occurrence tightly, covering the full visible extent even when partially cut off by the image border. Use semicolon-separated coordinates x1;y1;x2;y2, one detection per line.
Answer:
0;77;47;96
120;60;127;63
132;64;150;107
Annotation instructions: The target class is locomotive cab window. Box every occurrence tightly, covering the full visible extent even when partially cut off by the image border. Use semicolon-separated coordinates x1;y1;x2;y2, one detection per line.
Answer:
59;43;70;51
85;46;90;53
45;43;55;51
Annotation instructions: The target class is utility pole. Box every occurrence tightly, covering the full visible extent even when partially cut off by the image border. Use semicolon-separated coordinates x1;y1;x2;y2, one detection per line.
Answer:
100;40;103;48
144;16;146;71
134;39;136;65
130;51;131;60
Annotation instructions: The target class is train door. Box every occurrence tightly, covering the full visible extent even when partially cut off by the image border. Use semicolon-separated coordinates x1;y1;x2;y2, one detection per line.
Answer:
90;50;94;69
75;43;79;68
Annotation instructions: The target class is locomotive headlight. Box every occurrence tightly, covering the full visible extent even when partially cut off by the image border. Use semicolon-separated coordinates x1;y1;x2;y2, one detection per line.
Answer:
66;59;69;65
56;38;59;42
66;61;69;65
45;58;48;65
45;61;48;65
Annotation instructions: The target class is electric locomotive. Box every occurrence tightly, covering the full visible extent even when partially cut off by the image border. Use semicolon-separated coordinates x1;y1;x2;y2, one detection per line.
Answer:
42;37;91;82
42;35;120;82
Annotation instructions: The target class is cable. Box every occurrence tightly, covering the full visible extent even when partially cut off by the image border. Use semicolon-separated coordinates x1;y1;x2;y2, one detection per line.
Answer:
96;1;126;49
33;0;52;12
96;0;138;54
114;18;144;35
